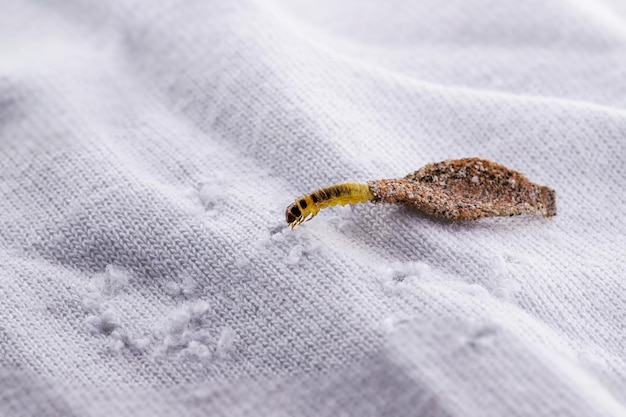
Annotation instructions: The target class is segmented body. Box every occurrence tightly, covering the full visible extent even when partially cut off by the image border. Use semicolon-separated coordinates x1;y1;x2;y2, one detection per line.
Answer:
286;182;374;228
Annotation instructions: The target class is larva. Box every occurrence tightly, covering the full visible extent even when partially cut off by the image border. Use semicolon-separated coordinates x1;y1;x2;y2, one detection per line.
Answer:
285;158;556;228
286;182;375;228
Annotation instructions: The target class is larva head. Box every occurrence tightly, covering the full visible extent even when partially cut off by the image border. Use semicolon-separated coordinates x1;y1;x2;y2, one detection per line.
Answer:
286;203;301;226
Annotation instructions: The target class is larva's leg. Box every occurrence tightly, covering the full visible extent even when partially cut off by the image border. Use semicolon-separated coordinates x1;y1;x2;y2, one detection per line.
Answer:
293;215;305;228
305;208;319;222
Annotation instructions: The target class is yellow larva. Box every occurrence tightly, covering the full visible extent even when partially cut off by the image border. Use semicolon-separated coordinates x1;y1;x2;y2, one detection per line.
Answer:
285;158;557;228
285;182;374;228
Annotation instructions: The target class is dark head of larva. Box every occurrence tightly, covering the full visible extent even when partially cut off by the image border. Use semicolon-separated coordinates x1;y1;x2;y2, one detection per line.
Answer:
286;203;301;225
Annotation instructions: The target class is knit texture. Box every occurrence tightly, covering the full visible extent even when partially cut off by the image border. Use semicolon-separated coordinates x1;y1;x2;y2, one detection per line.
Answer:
1;1;625;416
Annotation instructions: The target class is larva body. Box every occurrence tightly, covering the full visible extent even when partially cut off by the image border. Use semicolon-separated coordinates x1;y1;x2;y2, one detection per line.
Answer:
286;182;374;228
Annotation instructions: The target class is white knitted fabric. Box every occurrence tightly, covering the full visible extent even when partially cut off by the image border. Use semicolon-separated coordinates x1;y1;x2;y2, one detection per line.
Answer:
1;1;625;416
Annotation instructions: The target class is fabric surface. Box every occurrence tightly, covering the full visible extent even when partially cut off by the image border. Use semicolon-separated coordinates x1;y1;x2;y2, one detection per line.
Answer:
1;1;625;416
